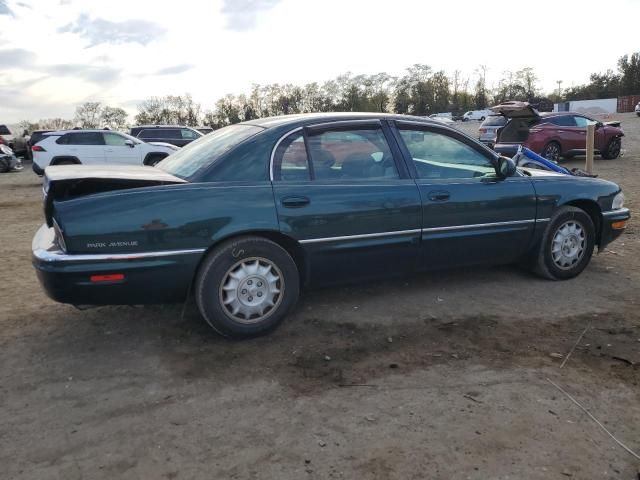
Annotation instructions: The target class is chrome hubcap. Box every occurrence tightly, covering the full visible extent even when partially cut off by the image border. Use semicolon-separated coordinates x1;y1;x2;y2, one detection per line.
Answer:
551;221;586;269
219;257;283;323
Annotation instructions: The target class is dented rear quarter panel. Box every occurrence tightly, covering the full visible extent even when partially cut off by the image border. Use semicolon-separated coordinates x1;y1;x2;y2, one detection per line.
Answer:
54;181;279;254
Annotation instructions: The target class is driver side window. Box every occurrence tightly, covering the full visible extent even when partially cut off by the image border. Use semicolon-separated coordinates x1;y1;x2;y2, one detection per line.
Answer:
398;127;495;179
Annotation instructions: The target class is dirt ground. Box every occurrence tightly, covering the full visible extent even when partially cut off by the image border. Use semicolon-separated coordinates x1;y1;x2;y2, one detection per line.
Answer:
1;114;639;480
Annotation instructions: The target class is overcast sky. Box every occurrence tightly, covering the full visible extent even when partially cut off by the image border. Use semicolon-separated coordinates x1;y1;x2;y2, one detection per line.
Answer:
1;0;639;122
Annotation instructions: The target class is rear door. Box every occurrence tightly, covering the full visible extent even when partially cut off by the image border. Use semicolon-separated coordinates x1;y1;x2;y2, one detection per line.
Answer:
548;115;582;151
271;120;422;285
103;132;140;165
392;121;537;269
63;132;105;164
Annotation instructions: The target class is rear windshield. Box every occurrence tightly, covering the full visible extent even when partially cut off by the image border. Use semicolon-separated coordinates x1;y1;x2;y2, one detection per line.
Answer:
0;125;11;135
481;116;507;127
157;124;263;178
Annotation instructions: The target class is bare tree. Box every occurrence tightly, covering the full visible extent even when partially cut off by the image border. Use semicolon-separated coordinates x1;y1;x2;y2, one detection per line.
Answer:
74;102;103;128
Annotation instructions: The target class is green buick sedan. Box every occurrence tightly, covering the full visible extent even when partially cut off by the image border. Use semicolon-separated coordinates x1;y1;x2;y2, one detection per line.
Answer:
33;113;630;337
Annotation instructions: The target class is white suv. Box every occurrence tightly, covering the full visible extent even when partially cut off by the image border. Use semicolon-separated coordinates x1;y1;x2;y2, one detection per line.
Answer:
32;130;179;175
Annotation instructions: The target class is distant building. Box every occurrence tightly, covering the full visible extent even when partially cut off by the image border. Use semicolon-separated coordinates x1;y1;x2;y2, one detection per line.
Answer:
554;98;617;114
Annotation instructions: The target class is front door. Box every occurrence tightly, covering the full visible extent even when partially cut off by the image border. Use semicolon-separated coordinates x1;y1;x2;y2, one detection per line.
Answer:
392;121;538;269
103;132;140;165
272;120;422;285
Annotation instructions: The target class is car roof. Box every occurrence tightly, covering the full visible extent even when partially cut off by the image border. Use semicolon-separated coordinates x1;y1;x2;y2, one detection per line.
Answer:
44;129;123;136
241;112;442;129
132;125;196;129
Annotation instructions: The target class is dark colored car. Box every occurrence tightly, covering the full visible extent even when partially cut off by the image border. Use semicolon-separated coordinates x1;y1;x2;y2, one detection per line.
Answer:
130;125;203;147
478;115;507;147
33;113;630;338
491;101;624;161
26;129;53;160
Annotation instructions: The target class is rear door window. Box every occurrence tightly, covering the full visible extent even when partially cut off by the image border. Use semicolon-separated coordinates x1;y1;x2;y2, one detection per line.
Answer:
306;127;399;181
60;132;105;145
548;116;577;127
273;132;310;181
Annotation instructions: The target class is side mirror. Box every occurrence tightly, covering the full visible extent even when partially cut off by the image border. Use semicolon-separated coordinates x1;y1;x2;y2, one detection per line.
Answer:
595;121;603;129
497;156;516;178
124;139;135;148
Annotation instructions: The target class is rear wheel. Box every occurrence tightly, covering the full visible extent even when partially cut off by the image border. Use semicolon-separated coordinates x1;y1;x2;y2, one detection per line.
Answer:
195;236;300;338
601;137;621;160
534;206;595;280
0;157;10;173
144;153;168;166
541;141;561;162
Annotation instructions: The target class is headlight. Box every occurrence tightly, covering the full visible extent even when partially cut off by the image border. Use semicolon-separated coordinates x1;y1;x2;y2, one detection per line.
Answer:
612;192;625;210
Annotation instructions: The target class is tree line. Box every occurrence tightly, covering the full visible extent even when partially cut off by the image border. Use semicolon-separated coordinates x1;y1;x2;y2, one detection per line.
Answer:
19;52;639;132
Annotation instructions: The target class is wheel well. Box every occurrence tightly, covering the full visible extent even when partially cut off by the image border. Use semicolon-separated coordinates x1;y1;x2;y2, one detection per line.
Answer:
564;199;602;245
143;152;169;165
50;156;81;165
191;230;308;291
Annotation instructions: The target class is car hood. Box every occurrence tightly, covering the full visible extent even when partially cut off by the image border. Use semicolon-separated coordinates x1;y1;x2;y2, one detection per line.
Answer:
519;167;566;177
490;101;541;119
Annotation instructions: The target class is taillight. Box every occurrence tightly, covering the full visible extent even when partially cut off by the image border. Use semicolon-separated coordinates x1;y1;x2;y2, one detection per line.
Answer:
52;218;67;253
32;145;46;152
0;137;5;145
90;274;125;283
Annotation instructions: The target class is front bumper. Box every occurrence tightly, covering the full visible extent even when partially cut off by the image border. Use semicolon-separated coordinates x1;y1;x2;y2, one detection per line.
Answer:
599;208;630;249
32;224;203;305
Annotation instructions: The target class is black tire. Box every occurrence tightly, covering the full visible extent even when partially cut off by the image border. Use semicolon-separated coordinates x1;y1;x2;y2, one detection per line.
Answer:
144;153;168;166
534;206;595;280
479;116;485;121
195;236;300;338
601;137;621;160
541;141;561;162
0;157;10;173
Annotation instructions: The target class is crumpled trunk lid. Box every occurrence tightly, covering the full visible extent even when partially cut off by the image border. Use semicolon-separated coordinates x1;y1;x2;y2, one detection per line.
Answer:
43;165;186;226
489;101;541;119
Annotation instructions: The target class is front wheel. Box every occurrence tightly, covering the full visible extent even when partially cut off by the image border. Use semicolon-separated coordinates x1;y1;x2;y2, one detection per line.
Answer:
541;141;561;162
601;137;621;160
534;206;595;280
195;236;300;338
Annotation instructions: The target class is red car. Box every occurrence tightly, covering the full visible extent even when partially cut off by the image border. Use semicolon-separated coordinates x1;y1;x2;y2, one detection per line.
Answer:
491;101;624;161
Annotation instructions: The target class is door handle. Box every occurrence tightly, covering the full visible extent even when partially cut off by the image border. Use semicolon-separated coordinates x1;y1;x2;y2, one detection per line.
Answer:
427;190;450;202
281;196;310;208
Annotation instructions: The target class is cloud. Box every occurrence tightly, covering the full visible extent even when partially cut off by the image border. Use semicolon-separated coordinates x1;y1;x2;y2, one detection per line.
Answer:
0;0;13;15
221;0;280;31
45;63;121;85
155;64;194;76
58;13;166;47
0;48;37;67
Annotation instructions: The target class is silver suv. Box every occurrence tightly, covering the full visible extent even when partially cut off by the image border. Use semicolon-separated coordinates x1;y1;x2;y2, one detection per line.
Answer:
478;115;507;147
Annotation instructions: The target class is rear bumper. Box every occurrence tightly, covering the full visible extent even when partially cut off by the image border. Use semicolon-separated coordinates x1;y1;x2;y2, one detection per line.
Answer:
32;224;203;305
32;162;44;176
599;208;630;249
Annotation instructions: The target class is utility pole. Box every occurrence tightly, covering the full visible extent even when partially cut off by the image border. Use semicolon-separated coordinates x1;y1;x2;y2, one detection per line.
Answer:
556;80;563;98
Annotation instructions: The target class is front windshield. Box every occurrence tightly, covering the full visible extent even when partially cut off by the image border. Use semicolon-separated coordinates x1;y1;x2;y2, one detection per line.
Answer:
156;124;263;178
